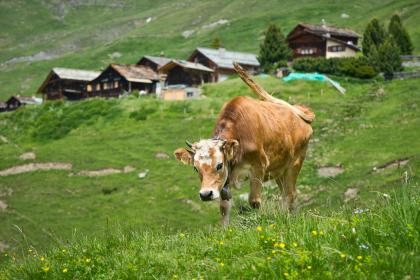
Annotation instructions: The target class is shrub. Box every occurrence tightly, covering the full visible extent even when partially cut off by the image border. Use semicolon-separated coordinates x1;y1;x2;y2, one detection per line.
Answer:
292;57;378;79
129;104;157;121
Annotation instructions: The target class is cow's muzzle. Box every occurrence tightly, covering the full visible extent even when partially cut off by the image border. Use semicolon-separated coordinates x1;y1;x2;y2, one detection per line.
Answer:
199;189;219;201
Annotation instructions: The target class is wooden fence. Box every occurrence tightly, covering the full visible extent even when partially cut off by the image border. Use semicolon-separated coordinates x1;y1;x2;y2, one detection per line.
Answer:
392;71;420;79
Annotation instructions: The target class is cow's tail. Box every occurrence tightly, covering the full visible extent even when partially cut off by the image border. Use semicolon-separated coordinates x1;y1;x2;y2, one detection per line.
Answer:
233;63;315;123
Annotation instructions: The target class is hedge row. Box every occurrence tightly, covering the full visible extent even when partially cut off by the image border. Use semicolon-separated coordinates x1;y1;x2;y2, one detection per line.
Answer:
292;57;378;79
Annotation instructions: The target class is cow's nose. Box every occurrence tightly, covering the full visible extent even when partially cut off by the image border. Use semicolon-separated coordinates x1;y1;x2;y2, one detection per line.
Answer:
199;190;213;201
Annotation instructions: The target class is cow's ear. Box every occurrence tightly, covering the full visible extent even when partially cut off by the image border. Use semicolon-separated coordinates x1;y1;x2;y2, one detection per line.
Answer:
223;139;239;161
174;148;194;165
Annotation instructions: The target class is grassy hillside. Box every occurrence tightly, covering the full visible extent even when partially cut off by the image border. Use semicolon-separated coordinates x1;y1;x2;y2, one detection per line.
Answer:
1;0;420;100
0;75;419;257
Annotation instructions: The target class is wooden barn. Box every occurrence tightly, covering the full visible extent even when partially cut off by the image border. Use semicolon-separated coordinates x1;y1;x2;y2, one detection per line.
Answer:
6;96;42;111
88;64;160;97
137;55;173;71
158;60;213;86
287;23;360;59
188;47;260;82
38;68;101;100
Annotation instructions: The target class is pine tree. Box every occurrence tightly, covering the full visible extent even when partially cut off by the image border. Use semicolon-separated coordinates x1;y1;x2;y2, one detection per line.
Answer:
374;37;402;79
258;24;291;73
362;18;387;57
211;37;222;49
388;14;413;55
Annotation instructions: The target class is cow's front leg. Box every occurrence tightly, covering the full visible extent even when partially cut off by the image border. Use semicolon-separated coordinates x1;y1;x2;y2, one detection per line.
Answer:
220;199;231;226
249;170;264;209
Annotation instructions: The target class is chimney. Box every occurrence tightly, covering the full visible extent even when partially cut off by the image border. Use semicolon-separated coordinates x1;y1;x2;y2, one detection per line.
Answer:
219;48;226;57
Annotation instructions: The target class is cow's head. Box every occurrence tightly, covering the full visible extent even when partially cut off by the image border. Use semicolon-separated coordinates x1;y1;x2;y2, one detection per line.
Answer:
174;139;239;201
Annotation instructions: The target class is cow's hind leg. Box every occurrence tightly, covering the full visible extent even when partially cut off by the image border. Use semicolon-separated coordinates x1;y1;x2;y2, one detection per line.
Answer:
220;199;231;226
249;169;264;209
275;157;304;212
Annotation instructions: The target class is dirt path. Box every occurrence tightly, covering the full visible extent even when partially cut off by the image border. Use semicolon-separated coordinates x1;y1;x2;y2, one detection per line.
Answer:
0;163;72;176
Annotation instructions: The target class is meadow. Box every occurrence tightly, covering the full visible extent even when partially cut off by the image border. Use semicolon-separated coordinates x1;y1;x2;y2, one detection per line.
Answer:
0;76;419;278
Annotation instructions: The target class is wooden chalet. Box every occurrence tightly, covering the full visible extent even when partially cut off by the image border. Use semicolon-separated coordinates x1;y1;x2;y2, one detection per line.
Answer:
88;64;160;97
0;101;7;112
158;60;213;87
188;47;260;82
38;68;101;100
137;55;173;72
6;96;42;111
287;23;360;59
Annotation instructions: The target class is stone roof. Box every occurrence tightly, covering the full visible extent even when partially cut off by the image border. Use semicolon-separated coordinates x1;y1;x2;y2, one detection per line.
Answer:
159;60;214;73
297;23;360;38
52;67;101;81
192;47;260;69
110;64;159;83
141;56;173;67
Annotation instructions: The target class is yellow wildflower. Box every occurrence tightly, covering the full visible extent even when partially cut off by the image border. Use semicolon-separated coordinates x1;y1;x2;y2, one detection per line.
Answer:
320;230;324;236
220;262;224;267
257;226;263;232
219;241;224;245
307;265;312;270
179;233;185;238
266;257;271;260
292;242;298;247
272;250;276;254
42;267;49;273
173;275;178;279
269;224;275;228
284;272;289;277
28;249;32;253
357;256;363;260
311;230;318;236
340;253;346;258
85;258;91;263
62;268;68;273
279;242;286;249
62;249;66;253
40;256;45;262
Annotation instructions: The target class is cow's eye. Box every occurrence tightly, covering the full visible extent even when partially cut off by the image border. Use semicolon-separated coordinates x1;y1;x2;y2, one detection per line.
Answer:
216;163;223;171
193;167;198;173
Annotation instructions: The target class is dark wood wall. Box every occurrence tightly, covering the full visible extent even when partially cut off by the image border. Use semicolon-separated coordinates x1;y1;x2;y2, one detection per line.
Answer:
288;33;326;58
42;74;90;100
166;66;211;86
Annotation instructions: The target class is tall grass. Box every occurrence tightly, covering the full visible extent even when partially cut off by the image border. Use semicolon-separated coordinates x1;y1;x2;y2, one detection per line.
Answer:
1;185;418;279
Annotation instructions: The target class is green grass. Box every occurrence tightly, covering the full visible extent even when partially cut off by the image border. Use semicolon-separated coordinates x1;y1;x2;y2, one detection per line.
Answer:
1;185;418;279
1;0;420;100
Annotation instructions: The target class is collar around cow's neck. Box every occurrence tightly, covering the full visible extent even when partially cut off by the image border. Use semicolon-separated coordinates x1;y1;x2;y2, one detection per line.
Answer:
220;160;232;201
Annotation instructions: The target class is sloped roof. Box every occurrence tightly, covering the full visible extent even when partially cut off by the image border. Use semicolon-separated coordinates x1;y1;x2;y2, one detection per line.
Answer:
191;47;260;69
110;64;159;83
294;23;360;38
139;56;173;68
8;96;42;105
159;60;214;73
52;67;101;81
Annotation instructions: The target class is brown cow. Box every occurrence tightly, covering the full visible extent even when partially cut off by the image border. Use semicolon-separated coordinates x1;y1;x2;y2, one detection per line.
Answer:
174;63;314;225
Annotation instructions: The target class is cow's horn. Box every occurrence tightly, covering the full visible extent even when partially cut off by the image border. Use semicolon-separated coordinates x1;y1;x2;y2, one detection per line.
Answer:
185;140;193;148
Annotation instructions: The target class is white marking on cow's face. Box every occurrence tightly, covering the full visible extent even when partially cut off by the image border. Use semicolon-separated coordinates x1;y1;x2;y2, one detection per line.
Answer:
192;139;227;201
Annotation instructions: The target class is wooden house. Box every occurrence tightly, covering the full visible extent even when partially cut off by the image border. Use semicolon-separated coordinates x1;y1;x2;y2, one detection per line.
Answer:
38;68;101;100
88;64;160;97
0;101;7;112
287;23;360;59
6;96;42;111
188;47;260;82
137;55;173;71
160;85;201;101
158;60;213;87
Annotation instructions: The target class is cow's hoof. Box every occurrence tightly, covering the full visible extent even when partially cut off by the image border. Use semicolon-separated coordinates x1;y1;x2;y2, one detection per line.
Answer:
249;200;261;209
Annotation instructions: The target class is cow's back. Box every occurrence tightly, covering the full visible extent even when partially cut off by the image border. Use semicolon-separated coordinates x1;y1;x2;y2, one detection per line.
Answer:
214;96;312;173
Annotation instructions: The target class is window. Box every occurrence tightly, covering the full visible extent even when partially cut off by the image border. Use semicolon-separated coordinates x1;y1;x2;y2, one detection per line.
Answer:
96;84;101;91
103;83;109;90
298;48;316;55
87;84;92;92
114;81;119;88
328;45;345;52
186;91;194;98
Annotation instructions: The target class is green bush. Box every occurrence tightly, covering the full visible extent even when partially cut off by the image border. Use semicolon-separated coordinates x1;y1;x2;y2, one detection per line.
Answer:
292;57;378;79
32;99;121;141
129;103;157;121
